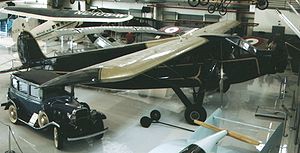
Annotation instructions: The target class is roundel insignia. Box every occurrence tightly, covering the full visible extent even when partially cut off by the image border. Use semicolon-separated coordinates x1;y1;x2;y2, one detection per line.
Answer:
245;38;260;46
164;27;180;34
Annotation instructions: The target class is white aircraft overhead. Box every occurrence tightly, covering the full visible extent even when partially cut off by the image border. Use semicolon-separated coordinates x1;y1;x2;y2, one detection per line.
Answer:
0;6;134;42
0;6;133;22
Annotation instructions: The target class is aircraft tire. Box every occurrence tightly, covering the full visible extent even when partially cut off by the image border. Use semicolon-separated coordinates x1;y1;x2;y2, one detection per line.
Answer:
199;0;209;6
256;0;268;10
86;0;91;5
219;6;227;16
188;0;200;7
150;110;161;121
184;104;207;125
208;4;216;14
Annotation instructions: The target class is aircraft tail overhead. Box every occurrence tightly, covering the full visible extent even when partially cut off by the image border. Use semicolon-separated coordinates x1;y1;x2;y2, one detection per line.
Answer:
17;31;46;66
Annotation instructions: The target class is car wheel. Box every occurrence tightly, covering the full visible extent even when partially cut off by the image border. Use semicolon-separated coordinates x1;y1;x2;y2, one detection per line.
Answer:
38;111;49;128
53;127;63;149
95;119;104;139
8;105;18;124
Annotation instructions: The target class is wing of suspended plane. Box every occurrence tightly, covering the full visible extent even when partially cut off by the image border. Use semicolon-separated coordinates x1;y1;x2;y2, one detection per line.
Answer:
41;20;240;87
55;26;167;36
0;6;133;22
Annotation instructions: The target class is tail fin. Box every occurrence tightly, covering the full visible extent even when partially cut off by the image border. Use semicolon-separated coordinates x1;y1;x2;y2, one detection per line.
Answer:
17;31;46;65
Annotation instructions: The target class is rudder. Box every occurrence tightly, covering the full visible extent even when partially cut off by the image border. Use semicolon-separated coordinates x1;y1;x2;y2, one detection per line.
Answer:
17;31;46;65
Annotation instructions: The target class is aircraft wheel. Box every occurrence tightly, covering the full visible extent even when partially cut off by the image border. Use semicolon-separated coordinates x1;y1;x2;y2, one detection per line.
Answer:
256;0;268;10
199;0;209;6
208;4;216;14
53;126;63;150
8;105;18;124
150;110;161;121
219;6;227;16
184;104;207;125
70;0;75;4
38;111;49;128
188;0;200;7
95;119;104;139
85;0;91;5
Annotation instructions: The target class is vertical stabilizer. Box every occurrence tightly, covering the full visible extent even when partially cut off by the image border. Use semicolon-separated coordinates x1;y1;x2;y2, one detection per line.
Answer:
17;31;46;65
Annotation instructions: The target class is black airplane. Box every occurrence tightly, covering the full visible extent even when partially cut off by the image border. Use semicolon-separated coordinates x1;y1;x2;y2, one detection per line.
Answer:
2;20;288;124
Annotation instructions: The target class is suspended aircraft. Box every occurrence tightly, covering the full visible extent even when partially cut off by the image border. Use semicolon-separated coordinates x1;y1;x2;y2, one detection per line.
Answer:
0;6;134;42
1;20;288;124
188;0;269;16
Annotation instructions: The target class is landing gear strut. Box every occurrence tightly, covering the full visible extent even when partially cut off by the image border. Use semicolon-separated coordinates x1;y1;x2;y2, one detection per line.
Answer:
172;87;207;124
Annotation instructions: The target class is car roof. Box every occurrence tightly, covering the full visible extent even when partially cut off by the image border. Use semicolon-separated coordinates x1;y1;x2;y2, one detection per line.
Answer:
13;70;60;85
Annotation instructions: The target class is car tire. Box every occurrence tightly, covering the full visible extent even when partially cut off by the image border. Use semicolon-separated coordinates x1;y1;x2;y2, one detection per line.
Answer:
8;104;18;124
53;126;63;149
95;119;104;139
38;111;49;128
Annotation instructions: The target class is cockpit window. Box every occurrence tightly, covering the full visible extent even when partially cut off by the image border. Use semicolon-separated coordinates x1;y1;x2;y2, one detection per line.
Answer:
226;37;256;58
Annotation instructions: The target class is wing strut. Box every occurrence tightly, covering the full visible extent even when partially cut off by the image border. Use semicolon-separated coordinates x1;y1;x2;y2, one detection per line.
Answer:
171;87;207;124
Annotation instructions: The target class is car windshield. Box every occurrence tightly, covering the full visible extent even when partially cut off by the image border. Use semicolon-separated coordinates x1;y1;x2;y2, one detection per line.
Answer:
43;86;72;100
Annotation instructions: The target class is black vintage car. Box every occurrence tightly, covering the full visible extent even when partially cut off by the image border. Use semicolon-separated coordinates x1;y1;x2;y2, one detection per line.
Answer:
1;70;107;149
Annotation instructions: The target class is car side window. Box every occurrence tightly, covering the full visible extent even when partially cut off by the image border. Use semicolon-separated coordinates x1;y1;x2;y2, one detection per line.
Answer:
12;78;18;89
30;85;40;99
19;81;29;94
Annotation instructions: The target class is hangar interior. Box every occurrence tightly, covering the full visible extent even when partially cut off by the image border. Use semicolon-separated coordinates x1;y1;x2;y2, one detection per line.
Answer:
0;0;300;153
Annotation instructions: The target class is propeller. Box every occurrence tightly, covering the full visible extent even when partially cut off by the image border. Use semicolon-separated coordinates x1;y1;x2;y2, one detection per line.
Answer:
140;110;194;132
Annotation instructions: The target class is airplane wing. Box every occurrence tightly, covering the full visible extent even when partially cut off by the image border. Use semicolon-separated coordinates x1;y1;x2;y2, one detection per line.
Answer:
185;20;240;37
55;26;166;36
0;6;133;22
41;20;240;87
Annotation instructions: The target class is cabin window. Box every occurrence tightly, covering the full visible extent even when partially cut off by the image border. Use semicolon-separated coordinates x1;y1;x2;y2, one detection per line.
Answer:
12;78;18;89
19;81;29;94
30;85;40;99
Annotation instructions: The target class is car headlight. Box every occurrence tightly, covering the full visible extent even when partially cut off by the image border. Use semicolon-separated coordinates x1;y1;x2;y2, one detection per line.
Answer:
67;110;77;120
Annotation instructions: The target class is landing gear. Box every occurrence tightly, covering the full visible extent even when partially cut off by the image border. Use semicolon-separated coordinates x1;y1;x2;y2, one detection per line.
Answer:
150;110;161;121
172;87;207;125
184;104;207;124
256;0;268;10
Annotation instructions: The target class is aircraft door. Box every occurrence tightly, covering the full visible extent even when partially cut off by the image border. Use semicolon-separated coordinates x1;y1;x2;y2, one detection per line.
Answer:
222;46;260;84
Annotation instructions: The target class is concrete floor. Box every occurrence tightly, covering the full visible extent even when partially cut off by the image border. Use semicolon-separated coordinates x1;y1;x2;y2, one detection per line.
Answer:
0;42;299;153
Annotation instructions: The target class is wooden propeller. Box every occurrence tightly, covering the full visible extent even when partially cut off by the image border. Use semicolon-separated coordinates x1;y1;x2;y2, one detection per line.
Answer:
194;120;261;145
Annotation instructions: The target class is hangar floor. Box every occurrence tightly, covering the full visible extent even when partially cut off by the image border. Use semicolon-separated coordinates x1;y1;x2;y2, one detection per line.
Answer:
0;44;299;153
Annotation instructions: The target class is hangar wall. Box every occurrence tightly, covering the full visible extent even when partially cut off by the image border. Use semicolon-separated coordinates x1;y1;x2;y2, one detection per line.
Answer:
254;9;300;35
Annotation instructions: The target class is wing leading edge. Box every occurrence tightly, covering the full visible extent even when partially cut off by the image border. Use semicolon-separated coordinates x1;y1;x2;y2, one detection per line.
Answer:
41;20;240;87
0;7;133;22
